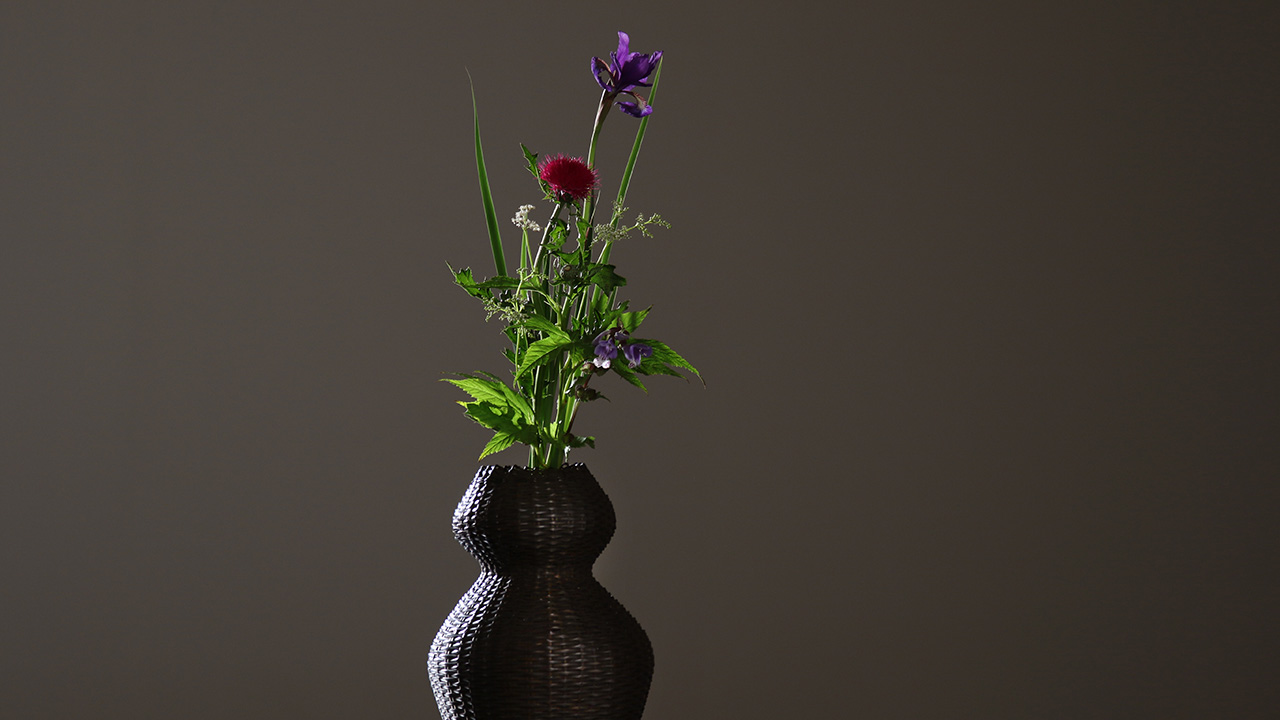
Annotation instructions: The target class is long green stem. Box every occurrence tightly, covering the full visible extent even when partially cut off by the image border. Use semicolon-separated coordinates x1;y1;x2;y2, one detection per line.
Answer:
524;204;565;468
583;59;663;330
527;63;665;468
611;59;661;234
586;90;611;171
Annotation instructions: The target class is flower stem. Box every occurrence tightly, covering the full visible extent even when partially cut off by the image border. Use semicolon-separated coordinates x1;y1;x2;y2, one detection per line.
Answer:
587;90;612;172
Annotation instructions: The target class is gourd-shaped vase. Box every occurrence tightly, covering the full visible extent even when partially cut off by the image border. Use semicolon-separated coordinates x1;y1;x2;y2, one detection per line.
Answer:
428;464;653;720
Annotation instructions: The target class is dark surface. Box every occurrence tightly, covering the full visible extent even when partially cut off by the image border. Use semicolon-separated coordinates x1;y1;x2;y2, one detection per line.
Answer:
2;1;1278;718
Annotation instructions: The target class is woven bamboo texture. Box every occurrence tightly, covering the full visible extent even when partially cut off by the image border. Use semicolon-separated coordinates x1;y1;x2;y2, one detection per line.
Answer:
428;464;653;720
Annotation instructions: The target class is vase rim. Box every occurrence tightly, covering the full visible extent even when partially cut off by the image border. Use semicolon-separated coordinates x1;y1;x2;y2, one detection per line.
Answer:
479;462;590;472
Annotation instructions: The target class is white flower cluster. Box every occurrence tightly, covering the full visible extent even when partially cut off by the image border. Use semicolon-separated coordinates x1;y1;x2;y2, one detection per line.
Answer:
511;205;542;233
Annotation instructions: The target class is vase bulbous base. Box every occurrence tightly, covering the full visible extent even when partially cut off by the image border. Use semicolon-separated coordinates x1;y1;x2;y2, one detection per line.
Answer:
428;464;653;720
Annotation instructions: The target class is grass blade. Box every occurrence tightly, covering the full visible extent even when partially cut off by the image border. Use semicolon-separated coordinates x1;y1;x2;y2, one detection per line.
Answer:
469;72;506;276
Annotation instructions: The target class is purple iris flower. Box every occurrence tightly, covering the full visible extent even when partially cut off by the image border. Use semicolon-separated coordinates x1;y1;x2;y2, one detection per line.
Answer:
592;32;662;118
622;342;653;369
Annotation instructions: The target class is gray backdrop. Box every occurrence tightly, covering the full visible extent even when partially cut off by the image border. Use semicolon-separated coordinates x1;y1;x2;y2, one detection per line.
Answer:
3;1;1277;718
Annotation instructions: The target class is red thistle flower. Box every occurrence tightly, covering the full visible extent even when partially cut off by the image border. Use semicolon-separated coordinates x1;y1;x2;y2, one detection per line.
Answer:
538;155;599;201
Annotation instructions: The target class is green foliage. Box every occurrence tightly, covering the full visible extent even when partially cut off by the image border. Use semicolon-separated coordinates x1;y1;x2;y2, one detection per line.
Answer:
521;144;543;186
584;264;626;294
634;339;703;384
611;363;647;392
617;306;649;332
566;434;596;449
516;335;575;379
450;265;485;299
447;51;697;469
545;218;569;252
519;315;569;340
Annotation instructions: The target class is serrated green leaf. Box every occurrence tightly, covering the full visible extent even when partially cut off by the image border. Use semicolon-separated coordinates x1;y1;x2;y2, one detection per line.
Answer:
475;276;521;291
445;374;534;422
566;339;593;366
618;306;650;332
551;249;582;266
516;335;574;378
479;431;519;459
443;376;506;405
611;363;648;392
545;218;568;252
520;144;542;184
461;400;537;440
635;358;687;379
520;315;570;342
459;401;512;431
591;286;611;317
497;385;534;422
634;338;703;385
450;264;489;300
585;263;626;294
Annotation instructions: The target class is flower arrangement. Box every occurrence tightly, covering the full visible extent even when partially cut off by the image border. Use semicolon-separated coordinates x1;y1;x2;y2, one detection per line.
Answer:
447;32;700;469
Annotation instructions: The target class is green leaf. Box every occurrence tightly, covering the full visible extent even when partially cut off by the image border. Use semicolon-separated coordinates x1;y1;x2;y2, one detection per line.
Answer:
545;218;568;252
618;306;650;332
449;265;488;300
461;400;537;441
634;338;704;385
459;401;510;431
475;276;521;291
468;73;506;277
591;287;610;317
521;144;542;184
635;359;686;379
585;263;626;294
612;363;648;392
566;434;596;449
566;338;593;366
520;315;570;342
444;374;534;423
516;335;574;378
444;376;506;404
479;431;519;459
551;248;581;266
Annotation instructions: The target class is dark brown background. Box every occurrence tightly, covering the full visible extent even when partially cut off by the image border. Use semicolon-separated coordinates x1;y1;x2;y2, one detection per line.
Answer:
2;1;1277;718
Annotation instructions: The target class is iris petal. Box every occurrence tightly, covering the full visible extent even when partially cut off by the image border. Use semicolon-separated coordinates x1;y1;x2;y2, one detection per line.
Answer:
591;56;614;92
616;100;653;118
590;33;660;117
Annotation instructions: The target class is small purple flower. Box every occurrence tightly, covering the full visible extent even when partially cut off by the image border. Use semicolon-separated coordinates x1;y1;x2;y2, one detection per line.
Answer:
592;327;653;370
622;342;653;369
592;328;629;369
592;31;662;118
